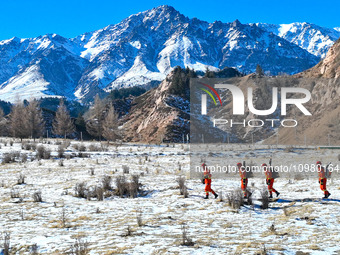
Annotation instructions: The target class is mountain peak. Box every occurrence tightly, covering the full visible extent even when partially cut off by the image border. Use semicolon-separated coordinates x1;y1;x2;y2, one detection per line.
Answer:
153;5;176;12
0;36;21;45
231;19;242;27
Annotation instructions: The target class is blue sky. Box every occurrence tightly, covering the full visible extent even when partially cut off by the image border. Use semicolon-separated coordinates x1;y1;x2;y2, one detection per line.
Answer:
0;0;339;40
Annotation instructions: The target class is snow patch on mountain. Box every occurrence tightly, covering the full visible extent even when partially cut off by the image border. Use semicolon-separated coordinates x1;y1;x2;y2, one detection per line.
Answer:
255;22;340;57
0;65;52;102
107;56;166;90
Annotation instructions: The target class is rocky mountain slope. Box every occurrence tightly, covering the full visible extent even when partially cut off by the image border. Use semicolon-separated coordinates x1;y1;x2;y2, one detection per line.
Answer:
121;67;191;143
264;39;340;145
1;6;338;103
300;38;340;78
255;22;340;58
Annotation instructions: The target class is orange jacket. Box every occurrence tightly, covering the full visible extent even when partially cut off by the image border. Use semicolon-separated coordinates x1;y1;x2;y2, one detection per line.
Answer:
204;173;212;185
202;163;212;184
264;166;273;179
318;166;326;179
239;166;247;179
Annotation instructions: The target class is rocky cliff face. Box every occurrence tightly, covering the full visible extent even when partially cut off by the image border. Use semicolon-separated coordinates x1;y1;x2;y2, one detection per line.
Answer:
263;39;340;145
300;39;340;78
122;68;190;143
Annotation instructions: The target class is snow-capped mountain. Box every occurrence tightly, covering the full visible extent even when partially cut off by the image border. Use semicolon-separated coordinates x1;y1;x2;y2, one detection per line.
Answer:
0;34;88;102
0;5;338;103
254;22;340;58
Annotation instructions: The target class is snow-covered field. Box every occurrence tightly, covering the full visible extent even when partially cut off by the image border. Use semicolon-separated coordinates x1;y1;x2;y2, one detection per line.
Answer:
0;139;340;254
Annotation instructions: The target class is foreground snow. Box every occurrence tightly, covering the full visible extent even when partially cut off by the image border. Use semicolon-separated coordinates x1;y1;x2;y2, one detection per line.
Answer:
0;139;339;254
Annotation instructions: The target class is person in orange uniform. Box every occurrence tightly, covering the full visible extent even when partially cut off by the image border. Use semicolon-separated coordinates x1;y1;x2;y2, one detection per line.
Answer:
237;162;248;198
262;163;280;198
202;163;218;199
316;161;331;198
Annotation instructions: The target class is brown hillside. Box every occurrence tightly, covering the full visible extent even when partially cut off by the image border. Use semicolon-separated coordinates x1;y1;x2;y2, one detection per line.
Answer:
122;70;190;143
299;38;340;78
264;39;340;145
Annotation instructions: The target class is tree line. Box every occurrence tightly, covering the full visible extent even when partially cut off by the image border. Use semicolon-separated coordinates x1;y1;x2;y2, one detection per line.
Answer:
0;95;120;141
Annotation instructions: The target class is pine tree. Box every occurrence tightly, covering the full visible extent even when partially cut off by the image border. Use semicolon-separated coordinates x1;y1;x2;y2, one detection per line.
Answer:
0;107;7;136
256;64;264;77
10;102;29;139
53;99;75;139
26;100;45;140
102;104;120;142
204;67;215;78
85;95;106;140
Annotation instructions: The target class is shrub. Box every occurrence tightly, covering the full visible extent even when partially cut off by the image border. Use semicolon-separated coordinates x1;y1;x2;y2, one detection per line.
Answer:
100;143;108;152
74;182;87;198
2;153;12;164
79;144;86;152
36;145;45;159
136;209;143;227
17;174;26;185
2;232;10;255
10;188;20;199
2;152;20;164
115;176;128;197
77;152;89;158
123;226;133;237
21;154;28;163
260;188;269;209
177;176;188;198
43;149;51;159
88;144;101;151
114;175;143;198
58;146;65;158
70;236;90;255
22;142;35;150
36;145;51;160
102;175;112;191
122;165;129;174
181;224;194;246
30;243;38;255
60;207;68;228
59;159;64;167
131;175;140;188
226;189;244;209
129;175;141;198
61;140;71;149
32;191;42;202
128;182;138;198
95;186;104;201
